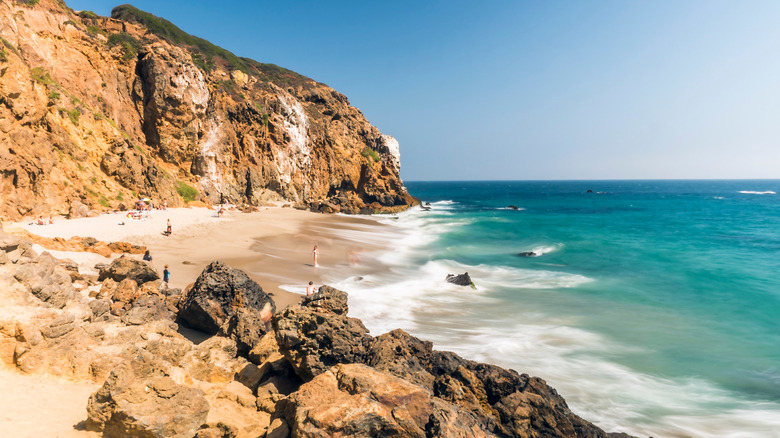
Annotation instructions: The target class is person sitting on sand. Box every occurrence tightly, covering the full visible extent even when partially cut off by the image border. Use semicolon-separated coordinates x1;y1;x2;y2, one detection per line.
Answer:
312;244;319;267
306;281;316;296
48;216;54;225
143;250;152;263
162;200;167;210
37;216;45;225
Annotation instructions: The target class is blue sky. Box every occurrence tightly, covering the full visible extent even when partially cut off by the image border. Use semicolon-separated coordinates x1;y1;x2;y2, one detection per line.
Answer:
66;1;780;181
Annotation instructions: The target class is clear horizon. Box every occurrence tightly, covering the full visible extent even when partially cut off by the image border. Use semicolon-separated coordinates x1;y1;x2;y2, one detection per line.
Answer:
66;0;780;181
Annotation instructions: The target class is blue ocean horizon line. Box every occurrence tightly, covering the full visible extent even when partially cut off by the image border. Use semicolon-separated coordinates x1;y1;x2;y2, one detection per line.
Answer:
403;178;780;183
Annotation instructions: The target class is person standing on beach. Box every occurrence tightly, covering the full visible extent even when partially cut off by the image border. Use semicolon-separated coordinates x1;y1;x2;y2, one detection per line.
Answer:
166;219;172;236
306;281;316;296
312;245;319;267
162;265;170;287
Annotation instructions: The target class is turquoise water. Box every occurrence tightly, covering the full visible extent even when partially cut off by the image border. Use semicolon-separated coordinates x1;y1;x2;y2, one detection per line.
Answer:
328;180;780;437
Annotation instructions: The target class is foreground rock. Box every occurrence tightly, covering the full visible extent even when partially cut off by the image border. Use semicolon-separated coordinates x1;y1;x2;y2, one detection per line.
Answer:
178;261;276;355
274;287;371;380
87;357;209;437
277;363;489;437
273;285;633;438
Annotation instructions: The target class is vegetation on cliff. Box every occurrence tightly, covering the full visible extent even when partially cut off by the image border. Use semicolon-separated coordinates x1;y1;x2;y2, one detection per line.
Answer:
0;0;417;221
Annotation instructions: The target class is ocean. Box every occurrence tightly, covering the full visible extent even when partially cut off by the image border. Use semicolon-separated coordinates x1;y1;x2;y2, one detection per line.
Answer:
325;180;780;438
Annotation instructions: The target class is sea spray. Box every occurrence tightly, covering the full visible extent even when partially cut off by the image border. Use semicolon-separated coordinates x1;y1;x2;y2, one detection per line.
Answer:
325;180;780;438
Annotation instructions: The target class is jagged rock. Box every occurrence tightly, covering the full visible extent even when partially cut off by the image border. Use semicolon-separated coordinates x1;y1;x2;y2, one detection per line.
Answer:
87;349;205;432
14;253;76;308
278;363;487;438
181;337;245;383
89;299;111;321
121;293;174;325
273;293;372;381
265;418;290;438
367;328;615;437
91;372;208;438
107;241;147;254
300;285;349;315
446;272;475;288
112;278;140;304
0;234;22;253
366;329;437;388
98;255;159;284
177;261;275;355
41;313;76;339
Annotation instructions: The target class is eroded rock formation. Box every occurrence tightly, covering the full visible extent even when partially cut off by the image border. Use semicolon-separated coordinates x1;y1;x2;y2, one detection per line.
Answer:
0;0;417;221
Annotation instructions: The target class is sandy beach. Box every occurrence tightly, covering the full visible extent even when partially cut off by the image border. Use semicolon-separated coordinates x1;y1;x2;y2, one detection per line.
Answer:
7;206;391;310
1;206;395;437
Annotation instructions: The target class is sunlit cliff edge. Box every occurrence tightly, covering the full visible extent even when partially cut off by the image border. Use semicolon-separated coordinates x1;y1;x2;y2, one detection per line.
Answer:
0;0;418;221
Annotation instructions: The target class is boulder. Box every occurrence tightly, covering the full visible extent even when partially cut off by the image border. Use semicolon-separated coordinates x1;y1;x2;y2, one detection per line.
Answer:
121;294;174;325
366;329;616;438
177;261;275;355
87;353;209;437
278;363;490;438
14;254;76;308
273;296;372;381
98;255;159;284
300;285;349;315
446;272;475;288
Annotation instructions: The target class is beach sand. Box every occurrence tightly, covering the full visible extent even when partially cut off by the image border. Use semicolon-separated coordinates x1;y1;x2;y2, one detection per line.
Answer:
1;206;394;437
8;205;391;312
0;368;100;437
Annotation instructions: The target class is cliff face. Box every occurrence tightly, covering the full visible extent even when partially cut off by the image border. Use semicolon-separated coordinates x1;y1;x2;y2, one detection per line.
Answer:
0;0;417;220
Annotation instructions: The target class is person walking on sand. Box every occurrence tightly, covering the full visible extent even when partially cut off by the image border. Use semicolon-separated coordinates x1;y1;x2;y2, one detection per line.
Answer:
166;219;172;236
312;245;319;267
306;281;316;296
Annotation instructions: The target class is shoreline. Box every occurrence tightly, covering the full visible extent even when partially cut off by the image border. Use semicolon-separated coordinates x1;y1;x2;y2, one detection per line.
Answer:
5;206;393;310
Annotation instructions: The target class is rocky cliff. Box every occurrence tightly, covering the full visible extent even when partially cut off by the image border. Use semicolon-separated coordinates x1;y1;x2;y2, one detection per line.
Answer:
0;0;417;221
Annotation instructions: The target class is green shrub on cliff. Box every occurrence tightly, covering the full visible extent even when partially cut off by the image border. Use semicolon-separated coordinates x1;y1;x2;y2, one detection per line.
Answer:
361;148;380;163
78;10;98;19
107;32;141;61
175;181;199;203
31;67;56;86
109;4;309;87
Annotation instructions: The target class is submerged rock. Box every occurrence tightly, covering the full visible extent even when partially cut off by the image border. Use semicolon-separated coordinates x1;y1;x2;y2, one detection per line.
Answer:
446;272;475;288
